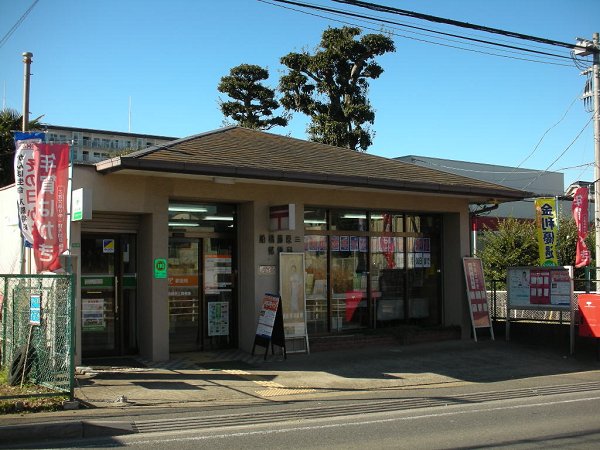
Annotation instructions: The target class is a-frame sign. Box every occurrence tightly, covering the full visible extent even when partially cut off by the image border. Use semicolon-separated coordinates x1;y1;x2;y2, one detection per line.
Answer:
252;293;287;360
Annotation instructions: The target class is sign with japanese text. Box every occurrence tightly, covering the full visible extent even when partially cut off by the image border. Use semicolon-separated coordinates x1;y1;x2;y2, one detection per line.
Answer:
571;187;590;268
29;294;41;326
32;144;70;272
207;301;229;336
13;132;45;246
534;197;558;266
255;294;280;338
507;266;572;308
462;257;491;328
14;138;70;273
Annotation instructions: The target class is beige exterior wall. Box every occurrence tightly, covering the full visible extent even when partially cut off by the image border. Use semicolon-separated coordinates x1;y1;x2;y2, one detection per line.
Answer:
1;165;473;363
67;166;473;362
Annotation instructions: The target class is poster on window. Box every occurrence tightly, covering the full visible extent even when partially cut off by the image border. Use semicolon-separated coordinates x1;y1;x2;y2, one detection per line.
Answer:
207;301;229;336
82;298;106;331
204;254;232;294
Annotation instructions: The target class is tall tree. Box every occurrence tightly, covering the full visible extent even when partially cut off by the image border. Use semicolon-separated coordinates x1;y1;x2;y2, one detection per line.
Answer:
279;26;395;151
0;108;43;187
218;64;289;130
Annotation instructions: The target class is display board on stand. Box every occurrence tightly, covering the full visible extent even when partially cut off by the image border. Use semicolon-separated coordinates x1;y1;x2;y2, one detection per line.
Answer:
462;257;494;341
252;293;286;360
506;266;575;353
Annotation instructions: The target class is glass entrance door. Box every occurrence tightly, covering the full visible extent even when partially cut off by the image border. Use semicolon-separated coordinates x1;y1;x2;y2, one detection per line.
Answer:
168;237;236;352
81;234;137;357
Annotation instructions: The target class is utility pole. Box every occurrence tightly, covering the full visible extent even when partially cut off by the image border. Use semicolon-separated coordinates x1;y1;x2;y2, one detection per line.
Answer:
22;52;32;132
20;52;33;275
576;34;600;289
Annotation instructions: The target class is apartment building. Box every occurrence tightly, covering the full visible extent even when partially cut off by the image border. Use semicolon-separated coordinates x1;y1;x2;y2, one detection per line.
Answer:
44;125;177;163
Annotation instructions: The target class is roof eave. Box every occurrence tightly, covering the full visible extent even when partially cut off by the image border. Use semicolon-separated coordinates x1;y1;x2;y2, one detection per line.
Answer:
96;158;530;202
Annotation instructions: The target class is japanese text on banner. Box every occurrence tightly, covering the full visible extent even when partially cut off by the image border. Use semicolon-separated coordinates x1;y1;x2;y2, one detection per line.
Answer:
32;143;69;272
13;132;45;246
534;197;558;267
571;187;590;268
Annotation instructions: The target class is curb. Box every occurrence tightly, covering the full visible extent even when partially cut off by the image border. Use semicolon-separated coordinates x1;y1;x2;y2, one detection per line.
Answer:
0;420;134;447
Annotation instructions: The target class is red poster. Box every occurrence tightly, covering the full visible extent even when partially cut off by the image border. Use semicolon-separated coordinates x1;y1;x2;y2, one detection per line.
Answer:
529;269;550;304
572;187;590;268
32;144;70;272
462;257;491;328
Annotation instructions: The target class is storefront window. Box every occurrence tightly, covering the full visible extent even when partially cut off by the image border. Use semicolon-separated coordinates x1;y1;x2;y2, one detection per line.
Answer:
303;208;442;335
370;212;404;232
168;203;236;233
330;235;369;330
406;216;442;325
330;210;368;231
304;208;327;231
371;236;405;325
304;236;328;334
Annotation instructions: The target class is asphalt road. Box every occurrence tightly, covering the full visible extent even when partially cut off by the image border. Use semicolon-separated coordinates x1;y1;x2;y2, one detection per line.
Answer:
23;389;600;449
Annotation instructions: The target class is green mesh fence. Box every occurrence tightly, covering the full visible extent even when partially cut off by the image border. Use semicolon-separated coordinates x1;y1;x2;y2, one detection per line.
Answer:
1;274;75;396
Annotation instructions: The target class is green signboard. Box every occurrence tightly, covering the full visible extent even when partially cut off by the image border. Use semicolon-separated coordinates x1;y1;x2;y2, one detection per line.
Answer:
154;258;167;279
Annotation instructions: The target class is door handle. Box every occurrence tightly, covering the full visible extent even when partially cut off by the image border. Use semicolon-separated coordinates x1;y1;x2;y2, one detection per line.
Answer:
114;276;119;316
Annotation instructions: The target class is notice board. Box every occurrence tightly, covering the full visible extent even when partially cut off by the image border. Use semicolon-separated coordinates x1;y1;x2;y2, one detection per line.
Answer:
505;266;575;354
507;266;572;309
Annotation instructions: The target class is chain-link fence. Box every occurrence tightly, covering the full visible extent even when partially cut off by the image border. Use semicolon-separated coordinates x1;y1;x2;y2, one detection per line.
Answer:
1;274;75;397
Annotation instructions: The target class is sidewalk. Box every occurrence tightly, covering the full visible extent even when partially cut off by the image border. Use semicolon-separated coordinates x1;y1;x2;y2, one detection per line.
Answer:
1;337;599;446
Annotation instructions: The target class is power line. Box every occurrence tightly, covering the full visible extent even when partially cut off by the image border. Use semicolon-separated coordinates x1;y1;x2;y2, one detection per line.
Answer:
0;0;40;49
521;112;596;191
331;0;595;52
274;0;574;60
497;93;581;185
261;0;576;67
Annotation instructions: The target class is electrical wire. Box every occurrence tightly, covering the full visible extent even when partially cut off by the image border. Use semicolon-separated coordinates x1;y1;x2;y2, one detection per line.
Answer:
331;0;593;51
496;93;581;185
521;112;596;191
260;0;577;67
0;0;40;49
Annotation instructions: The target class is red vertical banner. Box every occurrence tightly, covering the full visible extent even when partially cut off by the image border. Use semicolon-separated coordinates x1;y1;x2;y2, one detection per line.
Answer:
32;143;70;272
571;187;590;268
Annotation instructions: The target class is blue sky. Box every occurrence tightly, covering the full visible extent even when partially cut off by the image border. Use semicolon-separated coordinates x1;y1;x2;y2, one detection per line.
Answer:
1;0;599;190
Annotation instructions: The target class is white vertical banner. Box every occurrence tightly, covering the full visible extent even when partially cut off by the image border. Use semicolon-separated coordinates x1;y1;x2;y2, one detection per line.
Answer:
13;131;45;246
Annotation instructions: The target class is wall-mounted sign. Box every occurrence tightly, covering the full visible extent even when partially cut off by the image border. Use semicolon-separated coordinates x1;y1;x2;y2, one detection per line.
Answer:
154;258;167;279
72;188;92;221
269;204;295;231
258;265;276;275
29;294;41;326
